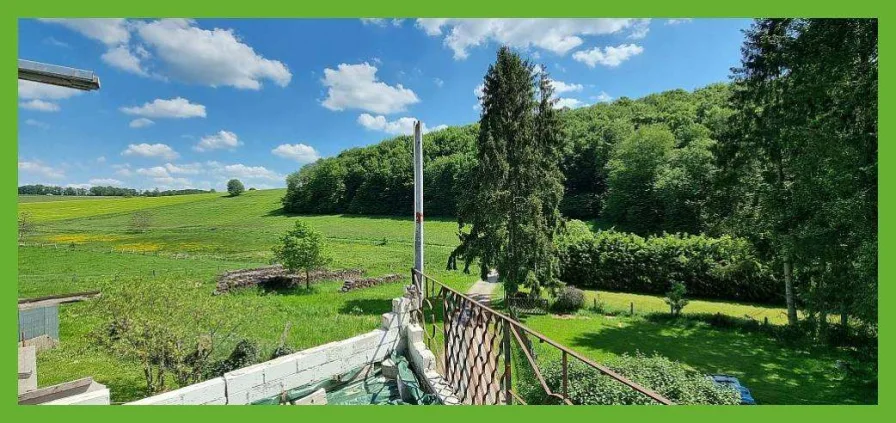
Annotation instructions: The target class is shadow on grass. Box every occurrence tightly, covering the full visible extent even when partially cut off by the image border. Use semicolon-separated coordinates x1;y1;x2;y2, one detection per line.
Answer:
257;279;320;296
566;317;876;405
338;298;393;317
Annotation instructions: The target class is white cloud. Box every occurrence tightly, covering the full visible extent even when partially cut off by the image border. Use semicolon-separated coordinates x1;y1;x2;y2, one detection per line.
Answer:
89;178;124;186
628;19;651;40
360;18;404;27
572;44;644;68
271;144;321;164
666;19;694;25
134;19;291;89
101;45;148;76
164;162;204;175
208;162;281;180
357;114;444;135
18;79;82;111
194;130;241;152
120;97;206;119
321;62;420;114
136;166;170;178
554;98;587;109
122;143;179;160
24;119;49;129
594;91;614;103
44;37;70;48
551;80;584;95
19;99;60;112
415;18;643;59
19;161;64;179
39;18;130;45
66;183;93;190
18;79;83;101
434;78;444;88
129;118;155;128
151;176;193;189
96;156;106;163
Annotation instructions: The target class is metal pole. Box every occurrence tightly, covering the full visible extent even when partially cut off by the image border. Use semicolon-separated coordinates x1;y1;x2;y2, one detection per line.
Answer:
413;121;424;280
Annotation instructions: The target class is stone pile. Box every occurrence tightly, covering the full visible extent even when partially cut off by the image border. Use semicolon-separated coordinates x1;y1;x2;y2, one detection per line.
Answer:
215;265;364;294
339;274;402;292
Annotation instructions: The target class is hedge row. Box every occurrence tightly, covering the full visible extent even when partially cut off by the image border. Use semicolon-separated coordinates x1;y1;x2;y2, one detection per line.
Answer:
557;223;780;304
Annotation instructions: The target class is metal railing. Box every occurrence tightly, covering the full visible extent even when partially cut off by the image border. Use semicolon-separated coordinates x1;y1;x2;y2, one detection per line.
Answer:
411;269;672;405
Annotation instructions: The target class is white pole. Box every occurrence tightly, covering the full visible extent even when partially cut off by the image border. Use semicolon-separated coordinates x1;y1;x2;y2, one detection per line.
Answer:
413;121;424;279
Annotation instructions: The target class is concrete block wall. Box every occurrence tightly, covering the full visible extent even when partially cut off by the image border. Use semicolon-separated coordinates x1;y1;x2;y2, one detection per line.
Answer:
406;324;460;405
42;388;111;405
127;297;408;405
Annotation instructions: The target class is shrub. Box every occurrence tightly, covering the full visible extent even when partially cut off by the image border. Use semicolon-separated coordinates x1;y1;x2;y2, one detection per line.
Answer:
557;229;779;304
553;286;585;313
527;353;741;405
665;281;689;316
211;339;260;376
227;179;245;196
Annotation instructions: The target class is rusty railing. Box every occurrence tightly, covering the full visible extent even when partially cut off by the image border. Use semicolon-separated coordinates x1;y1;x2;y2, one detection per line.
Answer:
411;269;672;405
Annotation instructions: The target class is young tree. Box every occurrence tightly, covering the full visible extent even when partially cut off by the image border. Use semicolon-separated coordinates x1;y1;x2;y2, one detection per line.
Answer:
227;179;245;197
450;48;565;296
17;212;33;243
272;220;330;290
664;282;689;317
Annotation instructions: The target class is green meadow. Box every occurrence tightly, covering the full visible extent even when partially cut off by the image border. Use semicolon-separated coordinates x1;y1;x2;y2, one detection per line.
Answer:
18;190;873;404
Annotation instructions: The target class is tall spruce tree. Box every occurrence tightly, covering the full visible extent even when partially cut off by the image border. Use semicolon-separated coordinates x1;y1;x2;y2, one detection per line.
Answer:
450;47;564;296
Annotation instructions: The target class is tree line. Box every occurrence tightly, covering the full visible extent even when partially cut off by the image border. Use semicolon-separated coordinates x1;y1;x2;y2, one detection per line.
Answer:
282;19;877;333
18;184;216;197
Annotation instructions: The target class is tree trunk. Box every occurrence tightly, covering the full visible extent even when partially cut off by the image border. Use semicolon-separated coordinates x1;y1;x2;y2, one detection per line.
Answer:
840;302;849;328
784;256;798;326
305;270;310;290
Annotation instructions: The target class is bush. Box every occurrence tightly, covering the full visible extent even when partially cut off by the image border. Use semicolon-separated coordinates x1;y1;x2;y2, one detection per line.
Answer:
665;281;689;316
553;286;585;313
211;339;260;376
527;353;741;405
557;228;779;304
227;179;245;196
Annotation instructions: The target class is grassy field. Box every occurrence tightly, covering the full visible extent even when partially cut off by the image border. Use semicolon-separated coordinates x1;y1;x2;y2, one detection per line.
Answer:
18;190;476;402
18;190;874;404
520;309;876;405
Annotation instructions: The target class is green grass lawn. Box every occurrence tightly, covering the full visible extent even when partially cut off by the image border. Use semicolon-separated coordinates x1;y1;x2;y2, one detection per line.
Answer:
17;190;874;405
518;306;876;405
18;190;476;402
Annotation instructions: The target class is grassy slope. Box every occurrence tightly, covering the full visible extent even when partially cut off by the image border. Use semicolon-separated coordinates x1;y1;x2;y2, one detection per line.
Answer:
521;310;875;405
18;190;476;402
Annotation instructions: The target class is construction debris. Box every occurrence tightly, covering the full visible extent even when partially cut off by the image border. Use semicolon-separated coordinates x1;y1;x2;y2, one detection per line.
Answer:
340;274;402;292
215;266;363;294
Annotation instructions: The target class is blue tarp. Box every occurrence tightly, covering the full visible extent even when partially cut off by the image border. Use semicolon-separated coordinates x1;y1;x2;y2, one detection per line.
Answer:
710;375;756;405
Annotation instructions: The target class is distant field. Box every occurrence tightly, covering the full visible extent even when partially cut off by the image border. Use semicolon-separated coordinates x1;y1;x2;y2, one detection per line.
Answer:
19;193;219;223
18;190;475;402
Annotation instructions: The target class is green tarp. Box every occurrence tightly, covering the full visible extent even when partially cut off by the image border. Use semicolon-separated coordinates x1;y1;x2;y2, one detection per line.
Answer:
251;354;438;406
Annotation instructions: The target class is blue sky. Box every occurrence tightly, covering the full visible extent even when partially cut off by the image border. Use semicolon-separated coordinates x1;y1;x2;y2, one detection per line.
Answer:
17;18;751;191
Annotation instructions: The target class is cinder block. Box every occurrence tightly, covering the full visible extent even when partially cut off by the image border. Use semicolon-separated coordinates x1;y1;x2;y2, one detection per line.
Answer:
265;356;299;382
201;397;228;405
409;341;435;371
350;331;382;354
126;389;183;405
43;389;111;405
179;378;226;405
225;390;250;405
392;298;415;313
224;363;267;393
311;359;346;382
407;324;425;344
295;350;328;372
242;380;286;404
278;369;314;390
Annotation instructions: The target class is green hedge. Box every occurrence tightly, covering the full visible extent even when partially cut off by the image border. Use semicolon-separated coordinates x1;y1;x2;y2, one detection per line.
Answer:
557;223;780;304
522;353;741;405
